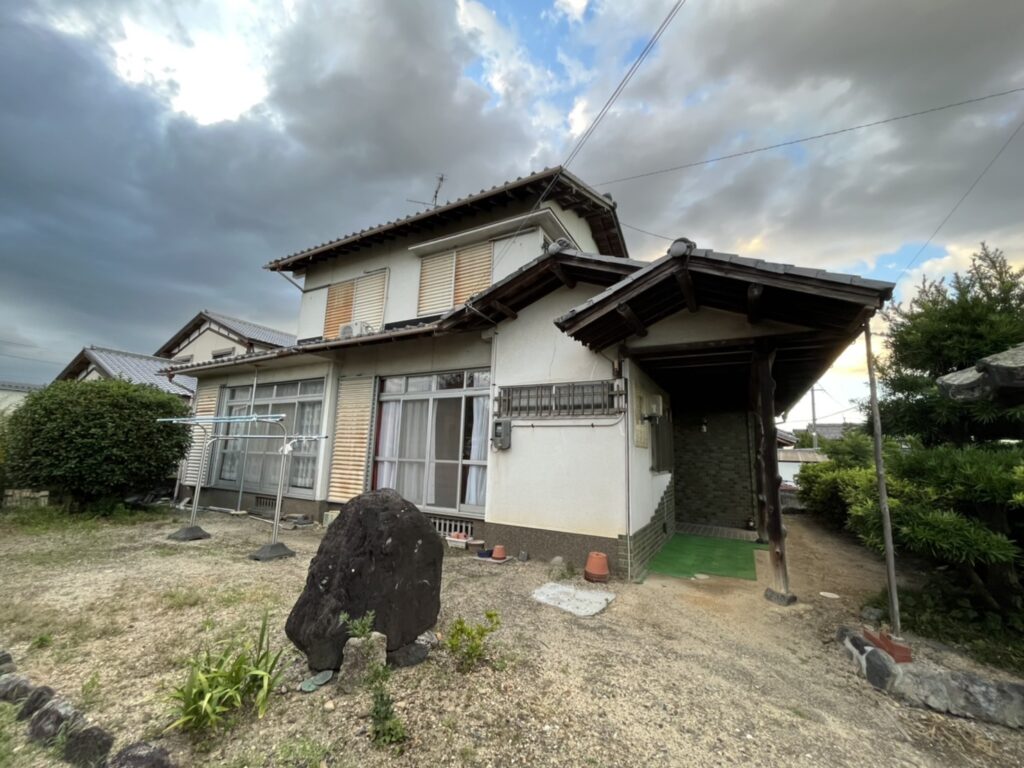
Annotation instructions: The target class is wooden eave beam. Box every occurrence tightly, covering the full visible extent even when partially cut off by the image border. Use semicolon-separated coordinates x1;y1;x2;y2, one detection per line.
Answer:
674;266;699;313
616;303;648;338
549;262;577;289
490;300;518;320
747;283;764;324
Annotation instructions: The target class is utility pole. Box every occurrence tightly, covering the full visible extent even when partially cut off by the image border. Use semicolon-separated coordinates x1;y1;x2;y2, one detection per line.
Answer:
865;321;901;637
810;386;819;450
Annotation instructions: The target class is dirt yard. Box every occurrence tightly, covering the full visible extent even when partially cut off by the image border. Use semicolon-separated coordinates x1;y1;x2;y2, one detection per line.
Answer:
2;509;1023;767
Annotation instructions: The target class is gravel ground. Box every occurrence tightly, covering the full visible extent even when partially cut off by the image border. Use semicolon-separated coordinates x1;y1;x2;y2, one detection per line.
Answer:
1;509;1023;767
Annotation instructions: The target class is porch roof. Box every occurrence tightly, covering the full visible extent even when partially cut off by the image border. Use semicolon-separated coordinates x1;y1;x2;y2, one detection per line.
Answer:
555;239;894;411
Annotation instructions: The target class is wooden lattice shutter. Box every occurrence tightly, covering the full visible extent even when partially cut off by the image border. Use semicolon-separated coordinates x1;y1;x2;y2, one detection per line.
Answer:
417;252;455;315
353;270;387;330
183;382;220;485
453;241;493;304
328;377;374;502
323;281;355;339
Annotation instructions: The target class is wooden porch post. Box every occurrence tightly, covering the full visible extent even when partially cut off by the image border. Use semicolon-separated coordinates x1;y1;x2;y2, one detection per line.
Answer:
755;347;796;605
749;369;769;543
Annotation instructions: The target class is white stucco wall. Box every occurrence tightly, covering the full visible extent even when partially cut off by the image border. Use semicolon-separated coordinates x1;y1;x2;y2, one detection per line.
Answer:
297;201;588;334
626;306;810;351
172;326;248;364
485;286;626;539
0;389;32;412
625;360;672;534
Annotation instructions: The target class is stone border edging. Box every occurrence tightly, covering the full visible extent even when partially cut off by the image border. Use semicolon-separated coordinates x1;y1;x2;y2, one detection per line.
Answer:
836;626;1024;729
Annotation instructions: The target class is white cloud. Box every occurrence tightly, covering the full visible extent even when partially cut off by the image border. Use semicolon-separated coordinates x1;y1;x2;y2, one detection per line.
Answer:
553;0;590;24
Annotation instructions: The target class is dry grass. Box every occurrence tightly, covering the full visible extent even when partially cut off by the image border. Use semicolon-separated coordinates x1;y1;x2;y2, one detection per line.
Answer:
1;512;1022;767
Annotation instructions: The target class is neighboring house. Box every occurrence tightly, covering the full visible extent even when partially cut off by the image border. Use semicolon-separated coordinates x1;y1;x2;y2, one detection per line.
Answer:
778;448;829;486
165;167;893;582
56;311;295;401
0;381;43;413
57;347;198;399
796;421;855;444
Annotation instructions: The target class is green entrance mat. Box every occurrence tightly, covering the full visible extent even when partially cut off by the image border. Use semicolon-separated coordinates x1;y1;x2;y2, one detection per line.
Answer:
647;534;769;581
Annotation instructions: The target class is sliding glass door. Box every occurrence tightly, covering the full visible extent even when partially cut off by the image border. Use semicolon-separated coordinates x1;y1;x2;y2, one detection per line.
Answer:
373;369;489;517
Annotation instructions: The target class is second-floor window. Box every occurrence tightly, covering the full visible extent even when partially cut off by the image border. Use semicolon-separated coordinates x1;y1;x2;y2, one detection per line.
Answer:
417;242;493;316
323;270;387;338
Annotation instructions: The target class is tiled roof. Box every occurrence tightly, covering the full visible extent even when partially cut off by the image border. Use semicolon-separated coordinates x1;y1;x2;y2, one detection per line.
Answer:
81;347;195;396
204;311;296;348
265;166;628;271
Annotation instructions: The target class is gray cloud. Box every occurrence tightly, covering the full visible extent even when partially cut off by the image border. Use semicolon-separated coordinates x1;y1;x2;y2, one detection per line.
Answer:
1;0;1023;387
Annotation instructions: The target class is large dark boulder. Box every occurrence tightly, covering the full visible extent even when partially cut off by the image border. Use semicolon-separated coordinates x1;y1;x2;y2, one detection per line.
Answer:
107;741;176;768
286;489;444;670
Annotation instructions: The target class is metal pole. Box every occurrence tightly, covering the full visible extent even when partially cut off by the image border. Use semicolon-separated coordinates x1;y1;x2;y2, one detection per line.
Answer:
810;386;819;450
864;322;901;637
235;367;259;512
271;424;289;546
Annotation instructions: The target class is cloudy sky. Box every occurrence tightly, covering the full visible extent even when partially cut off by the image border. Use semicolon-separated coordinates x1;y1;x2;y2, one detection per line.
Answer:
2;0;1023;429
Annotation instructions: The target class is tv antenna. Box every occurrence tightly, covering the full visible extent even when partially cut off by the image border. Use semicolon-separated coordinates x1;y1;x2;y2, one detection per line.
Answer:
406;173;446;210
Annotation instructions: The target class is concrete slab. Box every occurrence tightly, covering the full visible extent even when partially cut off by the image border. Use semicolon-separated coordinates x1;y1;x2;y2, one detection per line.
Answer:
532;582;615;617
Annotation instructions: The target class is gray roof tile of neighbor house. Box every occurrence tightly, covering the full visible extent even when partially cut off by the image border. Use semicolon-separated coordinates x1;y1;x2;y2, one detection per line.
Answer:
203;311;297;348
0;381;44;392
59;347;196;397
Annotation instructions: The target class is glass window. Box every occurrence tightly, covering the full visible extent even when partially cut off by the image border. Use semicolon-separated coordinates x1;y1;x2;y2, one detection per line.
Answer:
437;372;464;390
381;377;404;394
406;375;433;392
213;378;325;497
373;371;490;517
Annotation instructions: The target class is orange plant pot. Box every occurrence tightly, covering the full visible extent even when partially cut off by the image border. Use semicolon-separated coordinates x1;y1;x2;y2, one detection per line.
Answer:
491;544;507;561
584;551;609;583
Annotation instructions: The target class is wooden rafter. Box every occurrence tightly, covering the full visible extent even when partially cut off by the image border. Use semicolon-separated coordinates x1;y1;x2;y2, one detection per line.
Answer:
616;303;647;337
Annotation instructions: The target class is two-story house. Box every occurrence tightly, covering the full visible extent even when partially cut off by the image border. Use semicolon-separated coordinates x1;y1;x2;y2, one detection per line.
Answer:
167;167;893;589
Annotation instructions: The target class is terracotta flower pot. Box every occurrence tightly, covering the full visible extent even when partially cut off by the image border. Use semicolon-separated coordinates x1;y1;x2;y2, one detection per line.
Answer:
584;551;609;583
491;544;507;561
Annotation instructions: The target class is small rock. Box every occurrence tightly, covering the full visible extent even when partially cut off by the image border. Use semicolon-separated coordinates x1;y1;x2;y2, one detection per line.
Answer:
518;551;529;562
27;698;82;745
550;556;564;567
0;650;13;666
107;741;176;768
0;673;32;703
864;648;901;692
0;662;16;676
861;606;884;622
387;634;431;668
64;724;115;767
338;632;387;694
17;685;55;721
323;700;336;712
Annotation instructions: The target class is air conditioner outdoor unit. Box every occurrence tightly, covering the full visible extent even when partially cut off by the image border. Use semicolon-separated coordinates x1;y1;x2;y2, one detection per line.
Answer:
646;394;664;418
339;320;373;339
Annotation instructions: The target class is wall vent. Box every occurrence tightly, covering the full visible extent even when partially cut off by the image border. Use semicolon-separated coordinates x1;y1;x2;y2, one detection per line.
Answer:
429;516;475;538
253;495;275;512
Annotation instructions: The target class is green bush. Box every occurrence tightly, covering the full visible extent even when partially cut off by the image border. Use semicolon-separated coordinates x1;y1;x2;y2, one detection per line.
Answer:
365;663;406;748
3;380;190;511
445;610;501;672
796;463;872;528
168;615;283;732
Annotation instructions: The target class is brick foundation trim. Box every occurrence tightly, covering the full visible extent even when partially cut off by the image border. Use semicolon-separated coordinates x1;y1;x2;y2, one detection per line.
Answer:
618;483;675;581
478;522;621;575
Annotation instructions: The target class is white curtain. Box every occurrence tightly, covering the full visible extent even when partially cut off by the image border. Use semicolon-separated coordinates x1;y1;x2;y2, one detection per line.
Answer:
375;401;401;489
289;402;322;489
464;396;488;506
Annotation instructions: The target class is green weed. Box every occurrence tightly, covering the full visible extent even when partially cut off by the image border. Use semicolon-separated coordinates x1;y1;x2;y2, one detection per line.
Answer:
445;610;501;672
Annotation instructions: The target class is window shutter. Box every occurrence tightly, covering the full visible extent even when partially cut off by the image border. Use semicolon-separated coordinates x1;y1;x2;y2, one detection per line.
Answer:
418;252;455;315
323;281;355;339
353;270;387;329
453;241;493;305
329;377;374;502
183;382;220;486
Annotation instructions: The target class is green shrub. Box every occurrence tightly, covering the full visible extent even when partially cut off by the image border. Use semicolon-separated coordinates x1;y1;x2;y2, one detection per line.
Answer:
168;615;283;732
445;610;501;672
365;663;406;748
3;380;189;511
338;609;375;639
796;464;872;528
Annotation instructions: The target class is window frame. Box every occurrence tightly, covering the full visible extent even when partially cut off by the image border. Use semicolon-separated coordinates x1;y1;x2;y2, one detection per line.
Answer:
372;369;490;518
211;378;326;499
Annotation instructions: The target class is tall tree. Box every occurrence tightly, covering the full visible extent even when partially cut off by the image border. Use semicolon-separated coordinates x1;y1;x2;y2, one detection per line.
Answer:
879;243;1024;444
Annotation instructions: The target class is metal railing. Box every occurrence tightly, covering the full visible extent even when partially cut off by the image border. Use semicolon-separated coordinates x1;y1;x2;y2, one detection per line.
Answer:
496;379;626;419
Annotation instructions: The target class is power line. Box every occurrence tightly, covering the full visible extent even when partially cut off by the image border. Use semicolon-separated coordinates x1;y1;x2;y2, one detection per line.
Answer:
621;221;675;241
493;0;686;270
896;113;1024;281
598;85;1024;186
0;351;63;365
